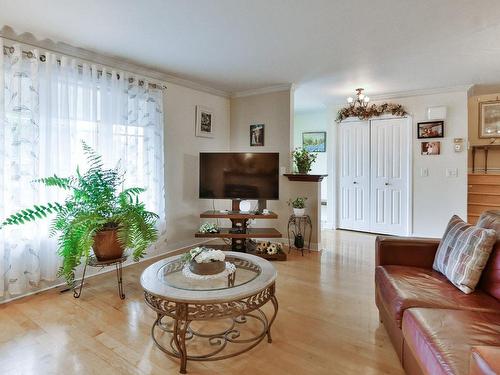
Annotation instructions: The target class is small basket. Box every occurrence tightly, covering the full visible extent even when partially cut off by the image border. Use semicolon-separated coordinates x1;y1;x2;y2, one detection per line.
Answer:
189;260;225;275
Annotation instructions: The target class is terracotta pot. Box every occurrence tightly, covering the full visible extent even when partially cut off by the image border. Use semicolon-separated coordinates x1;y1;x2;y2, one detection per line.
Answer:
93;228;125;261
189;260;225;275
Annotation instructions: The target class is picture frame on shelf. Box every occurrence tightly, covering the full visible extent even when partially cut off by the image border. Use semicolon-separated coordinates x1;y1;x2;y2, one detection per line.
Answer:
302;131;326;152
250;124;265;146
417;121;444;139
479;100;500;138
195;105;215;138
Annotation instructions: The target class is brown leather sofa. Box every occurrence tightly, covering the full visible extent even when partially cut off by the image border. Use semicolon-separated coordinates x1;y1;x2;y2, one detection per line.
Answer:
375;211;500;375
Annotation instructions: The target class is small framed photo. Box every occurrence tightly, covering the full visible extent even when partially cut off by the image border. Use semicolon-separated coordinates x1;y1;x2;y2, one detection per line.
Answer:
195;105;214;138
250;124;264;146
417;121;444;139
421;141;441;155
302;131;326;152
479;100;500;138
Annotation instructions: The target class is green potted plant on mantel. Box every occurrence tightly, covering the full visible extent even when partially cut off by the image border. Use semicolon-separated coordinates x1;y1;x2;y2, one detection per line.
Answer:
0;142;159;287
292;148;317;174
288;197;307;216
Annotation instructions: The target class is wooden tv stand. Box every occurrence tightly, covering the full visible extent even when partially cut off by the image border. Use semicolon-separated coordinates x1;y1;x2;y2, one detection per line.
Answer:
195;207;282;252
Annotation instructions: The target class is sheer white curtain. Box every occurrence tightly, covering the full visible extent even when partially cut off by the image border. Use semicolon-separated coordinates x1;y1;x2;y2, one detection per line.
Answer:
0;39;165;299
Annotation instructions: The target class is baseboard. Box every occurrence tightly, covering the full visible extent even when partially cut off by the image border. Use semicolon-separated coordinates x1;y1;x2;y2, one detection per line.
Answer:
0;238;211;305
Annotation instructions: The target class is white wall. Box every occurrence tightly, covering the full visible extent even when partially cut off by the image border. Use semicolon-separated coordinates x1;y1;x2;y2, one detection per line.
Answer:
329;90;468;238
163;82;231;251
230;90;323;248
293;110;329;201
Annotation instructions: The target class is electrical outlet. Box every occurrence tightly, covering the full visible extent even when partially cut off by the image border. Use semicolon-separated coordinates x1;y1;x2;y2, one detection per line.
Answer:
446;168;458;177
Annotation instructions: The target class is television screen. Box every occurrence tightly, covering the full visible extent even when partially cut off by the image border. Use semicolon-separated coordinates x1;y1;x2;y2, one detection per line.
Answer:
199;152;279;200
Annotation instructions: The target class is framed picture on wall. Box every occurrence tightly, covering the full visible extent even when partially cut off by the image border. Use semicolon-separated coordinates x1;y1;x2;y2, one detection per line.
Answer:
302;131;326;152
417;121;444;139
250;124;265;146
479;100;500;138
195;105;215;138
421;141;441;155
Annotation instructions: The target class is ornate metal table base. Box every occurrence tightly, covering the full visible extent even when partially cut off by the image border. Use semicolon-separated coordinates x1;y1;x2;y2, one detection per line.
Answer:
73;255;127;299
144;283;278;374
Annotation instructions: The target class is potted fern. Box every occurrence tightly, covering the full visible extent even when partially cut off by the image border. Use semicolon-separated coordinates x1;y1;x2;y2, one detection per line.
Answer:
0;142;159;287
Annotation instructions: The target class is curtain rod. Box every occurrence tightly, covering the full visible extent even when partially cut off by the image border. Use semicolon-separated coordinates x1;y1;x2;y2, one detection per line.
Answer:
2;44;167;90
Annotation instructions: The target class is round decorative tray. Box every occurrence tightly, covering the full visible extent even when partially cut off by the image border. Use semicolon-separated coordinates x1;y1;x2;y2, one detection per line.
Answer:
189;260;225;275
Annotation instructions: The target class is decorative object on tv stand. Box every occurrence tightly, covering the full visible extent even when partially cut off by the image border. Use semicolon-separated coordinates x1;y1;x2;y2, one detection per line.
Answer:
479;100;500;138
288;196;307;216
253;241;287;261
195;105;215;138
250;124;265;146
198;222;220;234
336;88;408;123
303;131;326;152
239;200;252;212
292;148;317;174
417;121;444;139
182;247;227;275
0;142;159;289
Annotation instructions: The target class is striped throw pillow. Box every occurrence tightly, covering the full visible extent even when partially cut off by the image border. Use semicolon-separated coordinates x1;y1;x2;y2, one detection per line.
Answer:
433;215;496;294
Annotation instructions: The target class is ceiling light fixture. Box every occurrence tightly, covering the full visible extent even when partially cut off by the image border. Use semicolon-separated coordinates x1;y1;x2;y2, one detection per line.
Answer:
347;88;370;108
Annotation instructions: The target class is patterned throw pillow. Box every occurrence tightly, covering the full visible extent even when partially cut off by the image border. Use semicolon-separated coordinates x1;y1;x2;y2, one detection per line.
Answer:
433;215;496;294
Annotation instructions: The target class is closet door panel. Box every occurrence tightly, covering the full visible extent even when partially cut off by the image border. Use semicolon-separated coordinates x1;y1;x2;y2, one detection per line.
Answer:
338;121;370;231
370;118;410;235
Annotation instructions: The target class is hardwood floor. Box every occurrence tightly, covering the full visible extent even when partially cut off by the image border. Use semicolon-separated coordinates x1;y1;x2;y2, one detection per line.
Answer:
0;230;404;375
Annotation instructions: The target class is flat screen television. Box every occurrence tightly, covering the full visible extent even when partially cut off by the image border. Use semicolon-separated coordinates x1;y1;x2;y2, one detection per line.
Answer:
199;152;279;200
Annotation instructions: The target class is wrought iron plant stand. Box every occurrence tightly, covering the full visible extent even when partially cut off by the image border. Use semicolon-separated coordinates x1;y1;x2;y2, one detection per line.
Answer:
73;255;127;299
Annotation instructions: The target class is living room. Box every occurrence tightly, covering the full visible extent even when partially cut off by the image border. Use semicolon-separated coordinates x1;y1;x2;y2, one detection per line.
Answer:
0;1;499;374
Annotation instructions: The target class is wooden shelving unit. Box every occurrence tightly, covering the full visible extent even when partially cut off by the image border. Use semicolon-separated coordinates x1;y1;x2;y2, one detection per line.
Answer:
196;210;282;252
468;173;500;224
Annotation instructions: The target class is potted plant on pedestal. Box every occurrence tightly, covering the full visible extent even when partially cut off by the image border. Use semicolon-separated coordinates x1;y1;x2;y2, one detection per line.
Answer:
292;148;317;174
0;142;159;287
288;197;307;217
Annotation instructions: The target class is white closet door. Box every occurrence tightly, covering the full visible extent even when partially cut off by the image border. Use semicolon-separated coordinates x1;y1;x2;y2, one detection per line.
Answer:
370;118;410;235
338;121;370;231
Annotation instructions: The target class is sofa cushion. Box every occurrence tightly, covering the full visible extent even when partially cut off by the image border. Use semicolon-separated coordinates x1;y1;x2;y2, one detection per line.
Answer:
470;346;500;375
402;308;500;375
433;215;496;294
476;210;500;301
375;265;500;327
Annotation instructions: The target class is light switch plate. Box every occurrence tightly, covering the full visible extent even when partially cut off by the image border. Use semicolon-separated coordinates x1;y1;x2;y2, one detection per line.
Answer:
421;168;429;177
446;168;458;177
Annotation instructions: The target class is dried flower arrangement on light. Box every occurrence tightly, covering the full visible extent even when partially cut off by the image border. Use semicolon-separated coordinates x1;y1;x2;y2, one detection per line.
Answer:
336;102;408;123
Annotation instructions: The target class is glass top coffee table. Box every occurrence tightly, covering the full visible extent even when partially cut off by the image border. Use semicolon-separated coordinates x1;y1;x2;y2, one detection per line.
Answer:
141;251;278;374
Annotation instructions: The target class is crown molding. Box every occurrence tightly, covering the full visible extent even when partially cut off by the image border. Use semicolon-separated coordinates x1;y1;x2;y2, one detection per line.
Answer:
368;85;472;101
325;84;473;106
0;26;230;98
231;83;293;98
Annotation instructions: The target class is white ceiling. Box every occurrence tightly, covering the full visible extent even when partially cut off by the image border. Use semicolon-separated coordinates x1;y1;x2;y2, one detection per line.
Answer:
1;0;500;110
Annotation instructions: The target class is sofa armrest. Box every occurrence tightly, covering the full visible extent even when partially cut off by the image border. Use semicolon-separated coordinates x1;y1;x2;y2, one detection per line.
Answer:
376;236;440;269
470;346;500;375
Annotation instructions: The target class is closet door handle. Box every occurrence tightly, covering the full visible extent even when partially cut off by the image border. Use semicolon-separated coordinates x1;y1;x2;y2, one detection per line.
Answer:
385;182;390;186
353;181;358;184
